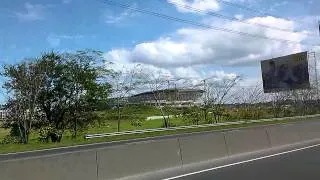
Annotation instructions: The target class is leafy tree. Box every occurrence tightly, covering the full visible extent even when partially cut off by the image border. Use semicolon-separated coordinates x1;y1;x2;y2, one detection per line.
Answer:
2;59;47;144
202;76;241;123
37;51;111;140
2;50;112;144
108;64;143;132
182;106;202;125
140;69;171;128
234;84;266;120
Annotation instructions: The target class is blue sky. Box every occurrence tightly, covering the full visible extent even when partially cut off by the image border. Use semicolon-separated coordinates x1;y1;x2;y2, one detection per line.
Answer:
0;0;320;102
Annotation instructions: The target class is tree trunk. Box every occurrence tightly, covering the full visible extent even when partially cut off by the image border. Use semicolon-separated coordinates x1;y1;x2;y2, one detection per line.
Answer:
117;105;121;132
155;97;168;128
204;108;207;122
73;117;77;139
22;111;28;144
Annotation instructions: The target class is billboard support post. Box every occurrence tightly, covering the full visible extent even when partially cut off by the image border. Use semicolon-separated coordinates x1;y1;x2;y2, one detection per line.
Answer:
312;52;319;98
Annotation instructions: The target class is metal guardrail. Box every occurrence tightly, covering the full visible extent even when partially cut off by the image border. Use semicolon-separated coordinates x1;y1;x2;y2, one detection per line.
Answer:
85;114;320;139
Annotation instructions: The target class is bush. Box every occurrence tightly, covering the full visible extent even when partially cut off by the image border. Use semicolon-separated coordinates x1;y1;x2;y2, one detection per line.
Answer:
130;119;142;127
39;127;52;143
1;135;21;144
1;123;22;144
191;117;201;125
49;128;63;143
38;126;63;143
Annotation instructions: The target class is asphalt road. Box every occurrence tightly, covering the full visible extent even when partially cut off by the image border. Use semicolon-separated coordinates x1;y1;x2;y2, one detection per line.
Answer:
168;145;320;180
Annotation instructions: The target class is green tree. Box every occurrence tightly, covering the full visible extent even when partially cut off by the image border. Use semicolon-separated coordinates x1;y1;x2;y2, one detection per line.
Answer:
2;59;47;144
36;51;111;141
202;76;242;123
108;64;143;132
2;51;111;143
182;106;202;125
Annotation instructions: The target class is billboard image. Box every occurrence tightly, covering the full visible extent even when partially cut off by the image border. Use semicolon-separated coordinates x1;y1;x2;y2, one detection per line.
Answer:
261;52;310;93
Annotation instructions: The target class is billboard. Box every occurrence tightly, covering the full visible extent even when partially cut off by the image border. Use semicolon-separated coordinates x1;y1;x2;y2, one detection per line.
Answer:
261;52;310;93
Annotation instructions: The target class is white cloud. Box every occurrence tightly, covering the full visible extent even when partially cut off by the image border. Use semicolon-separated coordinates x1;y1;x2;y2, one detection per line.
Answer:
105;15;126;24
106;60;237;90
47;36;61;47
168;0;220;13
55;34;84;39
104;49;237;86
235;14;244;20
104;16;306;68
104;4;137;24
46;34;84;47
208;70;237;81
269;1;288;11
238;77;262;87
15;2;52;21
103;16;311;89
62;0;72;4
174;67;202;79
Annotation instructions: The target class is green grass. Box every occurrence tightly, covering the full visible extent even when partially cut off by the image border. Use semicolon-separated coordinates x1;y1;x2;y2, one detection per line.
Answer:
86;116;190;134
0;116;319;154
0;126;9;139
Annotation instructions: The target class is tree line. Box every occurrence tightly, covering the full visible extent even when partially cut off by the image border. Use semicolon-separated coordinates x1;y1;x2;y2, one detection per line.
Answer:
1;50;320;145
1;51;111;144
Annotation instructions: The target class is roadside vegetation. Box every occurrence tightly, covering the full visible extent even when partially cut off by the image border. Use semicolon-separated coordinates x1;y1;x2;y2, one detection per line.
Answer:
1;50;320;154
0;115;318;154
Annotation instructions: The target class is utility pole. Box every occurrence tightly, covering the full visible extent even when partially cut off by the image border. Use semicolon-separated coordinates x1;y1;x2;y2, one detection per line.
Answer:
174;83;177;105
310;52;319;98
203;79;208;121
203;79;206;104
313;52;318;97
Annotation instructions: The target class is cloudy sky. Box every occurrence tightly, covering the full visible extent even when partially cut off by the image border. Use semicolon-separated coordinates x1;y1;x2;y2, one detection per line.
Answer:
0;0;320;102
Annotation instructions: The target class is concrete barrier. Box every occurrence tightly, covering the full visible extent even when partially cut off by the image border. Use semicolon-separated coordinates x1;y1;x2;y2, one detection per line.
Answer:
267;124;301;147
178;133;228;165
0;150;97;180
224;127;270;155
298;121;320;141
1;120;320;180
97;138;181;180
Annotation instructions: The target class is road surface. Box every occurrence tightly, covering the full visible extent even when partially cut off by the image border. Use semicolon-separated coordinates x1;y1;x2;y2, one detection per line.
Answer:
165;144;320;180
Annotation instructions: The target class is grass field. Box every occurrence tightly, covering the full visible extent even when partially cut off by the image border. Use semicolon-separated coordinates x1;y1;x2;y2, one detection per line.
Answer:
86;116;188;134
0;116;191;143
0;125;9;139
0;115;318;154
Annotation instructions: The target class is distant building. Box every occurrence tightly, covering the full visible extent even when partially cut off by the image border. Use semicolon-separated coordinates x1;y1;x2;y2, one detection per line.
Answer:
128;89;204;107
0;109;8;121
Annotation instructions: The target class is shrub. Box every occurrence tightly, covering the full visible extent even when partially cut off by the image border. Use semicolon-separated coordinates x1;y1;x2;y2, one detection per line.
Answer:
1;135;21;144
39;127;52;143
130;119;142;127
38;126;63;143
1;124;22;144
49;129;63;143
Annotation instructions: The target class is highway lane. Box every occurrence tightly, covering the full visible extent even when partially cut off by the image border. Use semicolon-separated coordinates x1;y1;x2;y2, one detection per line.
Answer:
166;145;320;180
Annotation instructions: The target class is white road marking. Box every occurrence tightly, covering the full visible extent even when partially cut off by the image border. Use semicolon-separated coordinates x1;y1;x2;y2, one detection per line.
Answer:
163;143;320;180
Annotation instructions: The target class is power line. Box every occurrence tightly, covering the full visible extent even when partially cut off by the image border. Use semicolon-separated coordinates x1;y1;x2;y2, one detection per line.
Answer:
102;0;319;47
217;0;320;36
215;0;308;24
216;0;276;16
166;0;319;37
